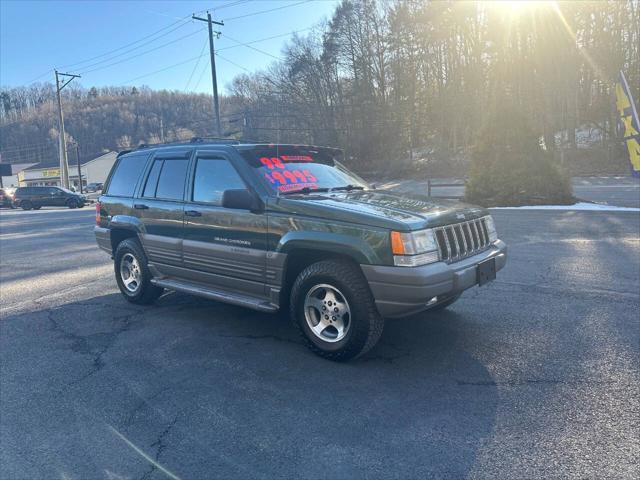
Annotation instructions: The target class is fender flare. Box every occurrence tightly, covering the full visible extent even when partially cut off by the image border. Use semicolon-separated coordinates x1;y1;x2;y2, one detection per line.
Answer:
276;231;379;265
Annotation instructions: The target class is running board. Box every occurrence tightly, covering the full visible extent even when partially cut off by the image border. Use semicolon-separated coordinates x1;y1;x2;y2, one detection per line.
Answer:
151;278;278;313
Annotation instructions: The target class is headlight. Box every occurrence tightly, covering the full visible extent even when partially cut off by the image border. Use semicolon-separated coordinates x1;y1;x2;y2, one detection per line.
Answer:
390;229;439;267
485;216;498;242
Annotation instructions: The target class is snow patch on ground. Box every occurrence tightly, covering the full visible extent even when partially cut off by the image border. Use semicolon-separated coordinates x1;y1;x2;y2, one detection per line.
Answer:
491;202;639;212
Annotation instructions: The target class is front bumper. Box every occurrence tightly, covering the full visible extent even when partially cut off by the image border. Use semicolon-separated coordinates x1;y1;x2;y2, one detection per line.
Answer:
361;240;507;318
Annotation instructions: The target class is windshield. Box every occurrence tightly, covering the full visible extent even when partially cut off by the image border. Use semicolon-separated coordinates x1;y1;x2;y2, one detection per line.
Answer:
58;187;75;194
238;146;368;194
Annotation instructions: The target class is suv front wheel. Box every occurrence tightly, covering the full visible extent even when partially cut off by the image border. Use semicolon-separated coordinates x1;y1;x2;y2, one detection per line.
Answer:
114;239;164;304
290;260;384;361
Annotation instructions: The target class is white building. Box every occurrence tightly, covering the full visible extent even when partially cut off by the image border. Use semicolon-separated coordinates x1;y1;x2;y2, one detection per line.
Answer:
18;151;118;188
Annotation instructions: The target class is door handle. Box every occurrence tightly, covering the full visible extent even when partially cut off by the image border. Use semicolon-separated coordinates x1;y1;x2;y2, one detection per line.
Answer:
185;210;202;217
133;203;148;210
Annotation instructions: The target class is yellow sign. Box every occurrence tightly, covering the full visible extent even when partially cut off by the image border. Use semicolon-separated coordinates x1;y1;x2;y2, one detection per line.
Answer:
42;169;60;178
616;71;640;177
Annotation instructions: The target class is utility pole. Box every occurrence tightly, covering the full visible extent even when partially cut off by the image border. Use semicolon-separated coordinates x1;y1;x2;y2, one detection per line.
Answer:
55;70;80;189
74;143;83;193
192;12;223;136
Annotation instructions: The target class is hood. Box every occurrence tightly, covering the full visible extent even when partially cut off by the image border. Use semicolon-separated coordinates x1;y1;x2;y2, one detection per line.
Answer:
269;189;488;230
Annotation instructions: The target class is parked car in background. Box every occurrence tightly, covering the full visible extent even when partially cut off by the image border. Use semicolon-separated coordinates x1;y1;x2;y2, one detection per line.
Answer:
85;182;104;193
0;188;16;208
13;186;86;210
95;141;507;361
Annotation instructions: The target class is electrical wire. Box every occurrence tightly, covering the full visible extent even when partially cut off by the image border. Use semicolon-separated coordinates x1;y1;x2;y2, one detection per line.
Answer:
215;53;252;73
58;16;192;70
223;0;311;21
68;21;193;73
192;57;211;91
120;51;209;84
220;33;282;60
184;39;209;91
216;28;312;52
80;26;206;75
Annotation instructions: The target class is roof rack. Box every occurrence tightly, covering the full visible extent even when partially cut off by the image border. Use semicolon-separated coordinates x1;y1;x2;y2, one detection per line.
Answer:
130;137;240;152
189;136;240;144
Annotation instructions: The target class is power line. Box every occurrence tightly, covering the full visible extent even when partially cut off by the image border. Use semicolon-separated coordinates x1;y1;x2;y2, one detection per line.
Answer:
120;52;209;84
223;0;311;21
215;53;252;73
221;33;282;60
80;26;206;75
212;0;253;11
59;17;192;70
193;57;211;91
24;69;55;85
216;28;313;53
70;21;193;73
184;39;209;91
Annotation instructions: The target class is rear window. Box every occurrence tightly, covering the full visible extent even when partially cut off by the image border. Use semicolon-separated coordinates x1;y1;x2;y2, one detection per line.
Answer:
106;154;148;197
237;146;367;193
142;157;189;201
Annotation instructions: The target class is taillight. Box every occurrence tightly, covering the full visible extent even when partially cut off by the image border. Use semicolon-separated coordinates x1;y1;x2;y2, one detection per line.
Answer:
95;201;101;225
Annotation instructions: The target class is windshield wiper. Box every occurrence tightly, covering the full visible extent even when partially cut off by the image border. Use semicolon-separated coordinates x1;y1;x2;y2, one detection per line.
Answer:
330;184;365;192
280;187;331;196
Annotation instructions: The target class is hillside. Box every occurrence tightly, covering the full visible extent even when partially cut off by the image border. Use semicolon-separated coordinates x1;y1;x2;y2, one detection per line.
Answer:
0;85;234;165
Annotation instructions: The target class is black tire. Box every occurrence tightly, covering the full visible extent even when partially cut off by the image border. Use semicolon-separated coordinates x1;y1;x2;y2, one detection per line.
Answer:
33;206;42;210
290;260;384;361
21;201;32;210
427;293;461;312
114;238;164;305
66;198;78;209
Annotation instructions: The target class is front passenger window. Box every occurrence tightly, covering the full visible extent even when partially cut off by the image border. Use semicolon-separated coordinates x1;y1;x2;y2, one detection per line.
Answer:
192;158;245;205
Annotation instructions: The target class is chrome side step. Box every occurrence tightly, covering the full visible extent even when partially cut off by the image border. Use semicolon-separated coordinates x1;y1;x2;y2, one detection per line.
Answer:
151;277;278;313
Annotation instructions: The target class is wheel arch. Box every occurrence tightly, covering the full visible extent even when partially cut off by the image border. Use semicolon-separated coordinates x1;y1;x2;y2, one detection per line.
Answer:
279;244;368;310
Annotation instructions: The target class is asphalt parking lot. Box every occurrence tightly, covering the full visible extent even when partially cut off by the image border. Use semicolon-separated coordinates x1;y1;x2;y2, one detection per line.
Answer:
1;206;639;479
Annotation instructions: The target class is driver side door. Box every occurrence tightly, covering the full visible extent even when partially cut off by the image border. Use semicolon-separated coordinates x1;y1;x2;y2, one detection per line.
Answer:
181;151;268;299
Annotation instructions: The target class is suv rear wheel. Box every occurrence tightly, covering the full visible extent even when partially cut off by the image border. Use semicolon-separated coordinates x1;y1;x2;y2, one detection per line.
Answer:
21;200;32;210
290;260;384;361
114;238;163;304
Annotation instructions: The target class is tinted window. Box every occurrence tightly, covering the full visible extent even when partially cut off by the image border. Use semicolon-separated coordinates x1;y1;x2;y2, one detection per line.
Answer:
193;158;245;205
155;158;189;200
106;154;148;197
142;159;163;198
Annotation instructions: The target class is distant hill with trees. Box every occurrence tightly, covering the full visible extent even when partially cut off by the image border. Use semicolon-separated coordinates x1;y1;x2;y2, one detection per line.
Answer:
1;0;638;179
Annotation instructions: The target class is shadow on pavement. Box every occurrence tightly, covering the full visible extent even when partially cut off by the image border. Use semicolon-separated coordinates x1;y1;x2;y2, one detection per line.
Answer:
1;291;499;479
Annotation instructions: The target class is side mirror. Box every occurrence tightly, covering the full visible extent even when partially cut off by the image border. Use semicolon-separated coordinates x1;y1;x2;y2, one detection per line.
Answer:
221;189;262;212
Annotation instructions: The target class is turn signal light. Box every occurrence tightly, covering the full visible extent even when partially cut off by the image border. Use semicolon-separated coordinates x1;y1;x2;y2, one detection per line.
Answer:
390;231;406;255
95;201;101;226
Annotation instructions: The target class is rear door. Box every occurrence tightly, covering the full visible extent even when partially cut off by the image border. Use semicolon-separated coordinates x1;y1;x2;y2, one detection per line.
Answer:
32;187;49;207
181;151;268;297
133;149;191;275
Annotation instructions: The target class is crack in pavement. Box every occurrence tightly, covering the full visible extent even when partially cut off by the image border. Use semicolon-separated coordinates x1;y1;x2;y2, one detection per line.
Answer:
45;307;144;388
140;414;180;480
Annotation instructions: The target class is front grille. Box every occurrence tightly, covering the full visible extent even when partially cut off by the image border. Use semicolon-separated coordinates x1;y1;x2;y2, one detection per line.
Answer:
434;216;491;262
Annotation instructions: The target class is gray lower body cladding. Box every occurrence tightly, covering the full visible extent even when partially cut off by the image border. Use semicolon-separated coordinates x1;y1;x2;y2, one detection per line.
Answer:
361;240;507;318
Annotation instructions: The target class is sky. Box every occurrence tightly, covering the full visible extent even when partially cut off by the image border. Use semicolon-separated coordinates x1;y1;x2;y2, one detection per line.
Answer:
0;0;338;94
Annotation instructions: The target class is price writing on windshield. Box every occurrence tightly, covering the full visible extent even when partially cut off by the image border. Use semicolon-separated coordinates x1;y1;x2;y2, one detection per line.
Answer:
260;156;318;188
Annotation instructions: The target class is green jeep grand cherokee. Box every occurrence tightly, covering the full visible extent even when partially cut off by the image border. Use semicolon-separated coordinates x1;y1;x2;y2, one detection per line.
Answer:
95;140;507;360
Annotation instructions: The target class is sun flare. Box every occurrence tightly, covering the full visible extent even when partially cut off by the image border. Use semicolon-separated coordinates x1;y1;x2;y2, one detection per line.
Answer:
489;0;558;14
